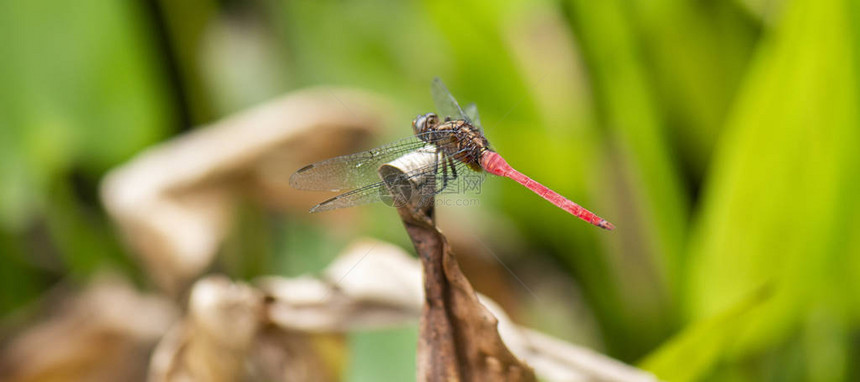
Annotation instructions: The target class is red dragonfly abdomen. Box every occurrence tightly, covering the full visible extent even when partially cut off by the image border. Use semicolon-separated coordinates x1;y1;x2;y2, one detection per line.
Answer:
480;151;614;230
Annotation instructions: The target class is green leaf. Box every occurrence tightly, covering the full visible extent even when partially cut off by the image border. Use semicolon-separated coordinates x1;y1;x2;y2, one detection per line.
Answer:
640;285;772;382
685;0;860;372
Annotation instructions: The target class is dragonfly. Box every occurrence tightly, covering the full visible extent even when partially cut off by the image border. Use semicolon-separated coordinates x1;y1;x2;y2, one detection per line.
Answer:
290;78;614;230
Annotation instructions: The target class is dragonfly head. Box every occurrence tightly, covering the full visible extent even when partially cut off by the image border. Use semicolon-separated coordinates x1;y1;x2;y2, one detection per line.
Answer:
412;113;439;135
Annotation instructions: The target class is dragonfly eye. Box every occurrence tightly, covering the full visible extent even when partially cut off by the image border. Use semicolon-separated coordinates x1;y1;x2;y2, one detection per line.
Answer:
411;115;423;134
412;113;438;134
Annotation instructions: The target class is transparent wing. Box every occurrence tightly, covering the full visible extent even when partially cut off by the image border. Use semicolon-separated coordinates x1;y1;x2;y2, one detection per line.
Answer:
309;181;392;212
464;103;483;133
289;132;440;192
309;150;479;212
432;77;469;122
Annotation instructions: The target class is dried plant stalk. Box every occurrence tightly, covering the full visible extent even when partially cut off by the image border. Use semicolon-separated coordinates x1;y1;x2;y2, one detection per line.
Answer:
381;156;536;382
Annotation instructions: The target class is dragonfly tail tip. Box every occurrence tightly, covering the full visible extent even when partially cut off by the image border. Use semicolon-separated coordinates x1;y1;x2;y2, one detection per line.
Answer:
598;220;615;230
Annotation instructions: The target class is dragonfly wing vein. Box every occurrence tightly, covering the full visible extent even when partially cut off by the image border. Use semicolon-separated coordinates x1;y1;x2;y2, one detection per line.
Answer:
309;181;389;212
289;135;434;191
431;78;469;122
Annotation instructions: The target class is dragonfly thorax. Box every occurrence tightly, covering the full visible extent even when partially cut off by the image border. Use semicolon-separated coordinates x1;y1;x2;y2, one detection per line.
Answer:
412;112;488;171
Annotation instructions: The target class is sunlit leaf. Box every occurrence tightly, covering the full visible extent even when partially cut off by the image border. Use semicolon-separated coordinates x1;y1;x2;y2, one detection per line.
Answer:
640;285;772;381
686;0;860;377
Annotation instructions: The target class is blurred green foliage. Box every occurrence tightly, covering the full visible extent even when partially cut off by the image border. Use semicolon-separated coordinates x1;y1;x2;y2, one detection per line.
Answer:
2;0;859;380
0;0;171;311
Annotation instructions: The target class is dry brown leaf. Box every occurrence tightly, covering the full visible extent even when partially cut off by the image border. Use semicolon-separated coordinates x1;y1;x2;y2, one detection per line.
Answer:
249;326;338;382
260;240;422;333
148;275;263;382
101;88;385;294
0;273;176;382
134;238;655;381
149;275;342;382
517;329;656;382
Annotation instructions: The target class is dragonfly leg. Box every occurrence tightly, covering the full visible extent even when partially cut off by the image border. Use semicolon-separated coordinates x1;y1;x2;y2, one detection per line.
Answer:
440;152;449;191
447;157;458;179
